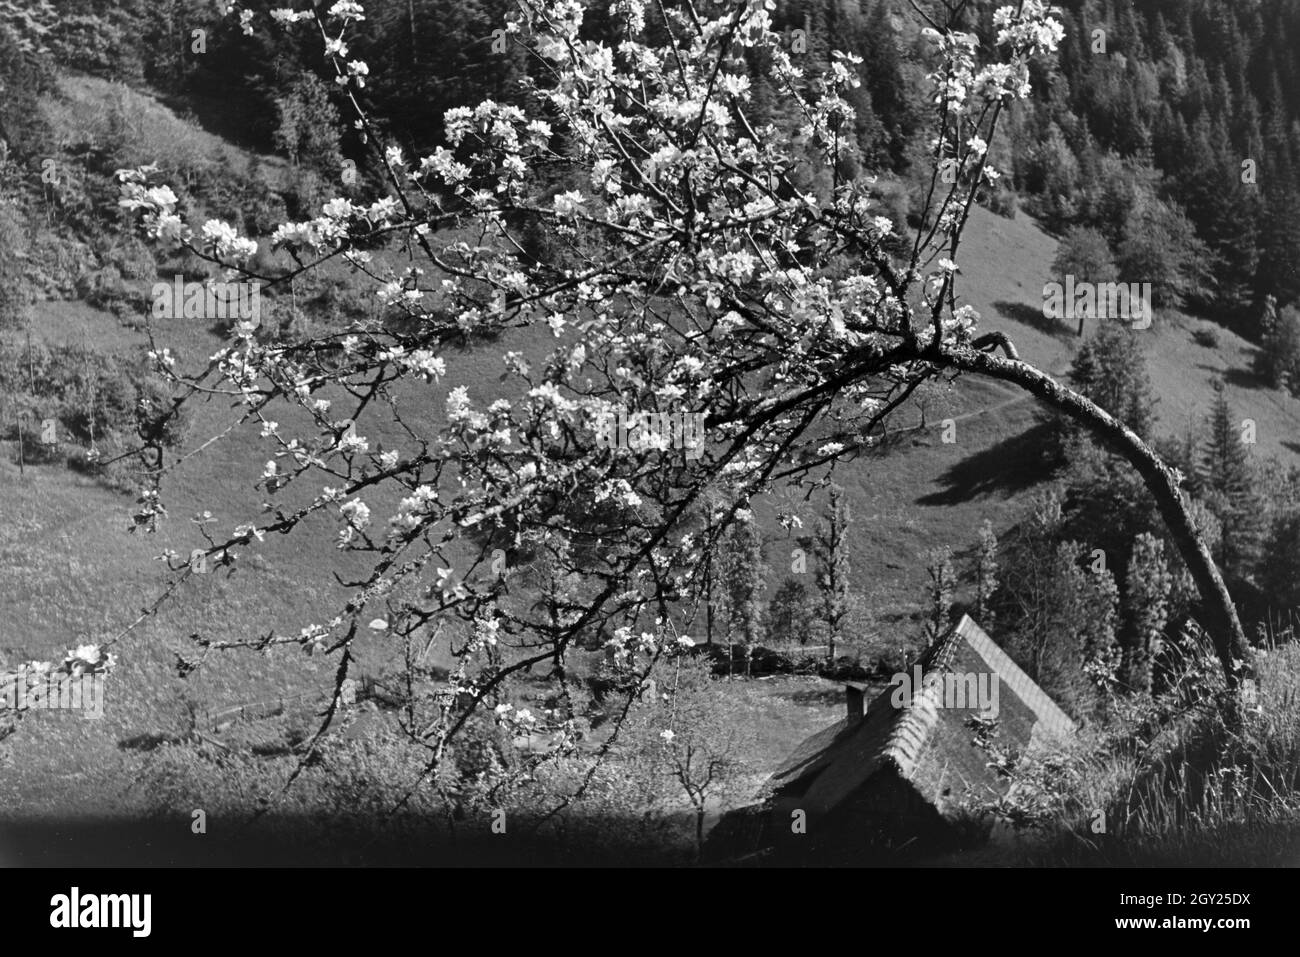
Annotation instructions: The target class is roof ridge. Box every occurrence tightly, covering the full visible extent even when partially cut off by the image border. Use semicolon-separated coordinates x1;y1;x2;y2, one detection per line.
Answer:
907;620;964;681
953;615;1076;734
761;616;1076;815
881;668;944;779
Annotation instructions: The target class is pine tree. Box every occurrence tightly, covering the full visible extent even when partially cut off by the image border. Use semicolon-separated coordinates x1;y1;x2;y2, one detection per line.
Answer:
1255;177;1300;308
1148;12;1172;60
1152;102;1191;177
1112;0;1147;61
1200;382;1265;582
1259;511;1300;625
1067;320;1157;441
273;72;343;174
1176;94;1260;311
856;0;915;170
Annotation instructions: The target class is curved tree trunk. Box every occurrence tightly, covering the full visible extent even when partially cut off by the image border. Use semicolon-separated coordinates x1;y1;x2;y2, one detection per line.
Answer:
935;341;1252;689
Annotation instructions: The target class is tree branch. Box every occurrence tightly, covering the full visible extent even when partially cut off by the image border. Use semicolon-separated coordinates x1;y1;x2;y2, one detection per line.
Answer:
935;343;1252;688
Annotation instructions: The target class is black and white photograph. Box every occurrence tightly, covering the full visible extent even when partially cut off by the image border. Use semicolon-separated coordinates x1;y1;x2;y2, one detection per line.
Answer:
0;0;1289;910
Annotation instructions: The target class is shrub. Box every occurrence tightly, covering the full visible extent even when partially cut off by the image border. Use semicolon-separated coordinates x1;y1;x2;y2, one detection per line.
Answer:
985;182;1018;219
28;231;97;299
1192;327;1220;349
14;419;64;466
280;168;332;222
61;365;136;445
65;446;104;477
241;179;289;237
102;237;157;281
74;264;126;308
986;637;1300;865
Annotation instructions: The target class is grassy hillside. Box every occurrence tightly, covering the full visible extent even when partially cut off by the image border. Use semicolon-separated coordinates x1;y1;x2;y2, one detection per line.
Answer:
961;206;1300;467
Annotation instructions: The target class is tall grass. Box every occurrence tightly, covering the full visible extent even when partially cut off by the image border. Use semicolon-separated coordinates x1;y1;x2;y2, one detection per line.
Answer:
984;631;1300;865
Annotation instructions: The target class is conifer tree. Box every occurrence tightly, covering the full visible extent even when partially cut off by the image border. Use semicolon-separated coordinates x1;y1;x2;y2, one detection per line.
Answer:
1067;321;1157;441
1259;511;1300;624
1200;382;1265;582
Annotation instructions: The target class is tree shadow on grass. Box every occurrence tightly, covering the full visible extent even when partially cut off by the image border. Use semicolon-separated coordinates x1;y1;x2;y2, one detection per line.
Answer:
1194;363;1268;391
992;299;1076;342
916;419;1058;506
781;685;850;707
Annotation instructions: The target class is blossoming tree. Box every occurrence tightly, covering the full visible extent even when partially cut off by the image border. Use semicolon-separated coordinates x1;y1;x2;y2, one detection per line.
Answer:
112;0;1252;791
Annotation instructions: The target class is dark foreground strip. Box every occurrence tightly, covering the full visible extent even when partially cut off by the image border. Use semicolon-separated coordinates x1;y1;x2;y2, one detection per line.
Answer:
0;852;1276;947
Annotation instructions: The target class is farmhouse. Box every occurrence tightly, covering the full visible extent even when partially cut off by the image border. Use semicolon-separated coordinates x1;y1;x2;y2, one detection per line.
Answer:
707;615;1075;864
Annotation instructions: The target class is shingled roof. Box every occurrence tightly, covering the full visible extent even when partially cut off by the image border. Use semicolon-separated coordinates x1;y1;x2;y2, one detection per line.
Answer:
767;615;1075;821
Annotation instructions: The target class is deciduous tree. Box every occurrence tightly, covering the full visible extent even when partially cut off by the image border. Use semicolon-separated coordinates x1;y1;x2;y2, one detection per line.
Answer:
110;1;1252;796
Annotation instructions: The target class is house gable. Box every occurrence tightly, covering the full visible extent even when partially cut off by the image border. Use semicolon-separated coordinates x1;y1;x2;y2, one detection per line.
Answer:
764;615;1075;824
